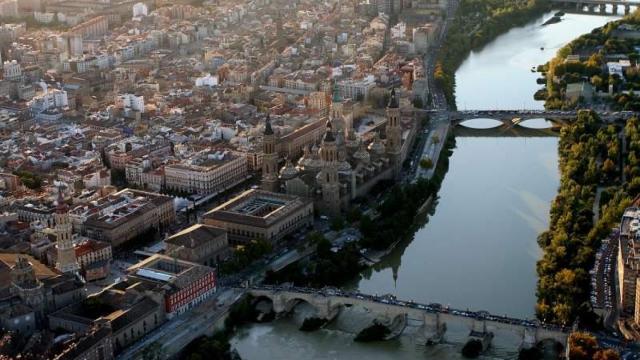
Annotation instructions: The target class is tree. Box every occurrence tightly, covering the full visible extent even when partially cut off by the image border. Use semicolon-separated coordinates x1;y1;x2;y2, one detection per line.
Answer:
553;302;572;325
420;158;434;169
330;217;345;231
316;236;332;258
593;349;621;360
602;158;616;174
628;177;640;197
591;75;604;89
346;208;362;223
141;342;163;360
568;332;598;360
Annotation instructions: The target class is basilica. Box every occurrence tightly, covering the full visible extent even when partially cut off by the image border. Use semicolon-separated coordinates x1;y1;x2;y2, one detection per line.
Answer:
261;88;416;217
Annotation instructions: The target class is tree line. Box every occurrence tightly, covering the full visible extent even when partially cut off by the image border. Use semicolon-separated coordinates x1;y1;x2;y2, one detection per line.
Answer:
536;110;640;327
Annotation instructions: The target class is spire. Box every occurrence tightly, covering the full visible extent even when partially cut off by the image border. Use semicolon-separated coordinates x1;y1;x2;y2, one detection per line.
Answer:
323;119;335;142
56;184;68;214
264;113;274;136
388;88;399;109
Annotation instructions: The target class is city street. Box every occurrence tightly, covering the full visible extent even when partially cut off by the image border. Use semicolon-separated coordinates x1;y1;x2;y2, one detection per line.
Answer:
118;287;245;359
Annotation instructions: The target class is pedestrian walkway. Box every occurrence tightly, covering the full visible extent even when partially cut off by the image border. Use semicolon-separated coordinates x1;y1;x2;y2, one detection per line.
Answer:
416;122;450;180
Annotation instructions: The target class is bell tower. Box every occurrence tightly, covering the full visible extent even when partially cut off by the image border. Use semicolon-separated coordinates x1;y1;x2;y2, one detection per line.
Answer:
386;88;402;177
261;114;279;192
54;185;79;275
319;120;341;216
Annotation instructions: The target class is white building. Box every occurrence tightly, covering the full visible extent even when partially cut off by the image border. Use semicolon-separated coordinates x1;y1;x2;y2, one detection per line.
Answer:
195;73;219;87
0;0;18;18
164;150;248;195
607;61;627;78
413;25;436;54
28;88;69;114
116;94;144;113
391;22;406;39
2;60;21;81
34;12;56;24
132;2;148;18
337;75;376;101
67;34;83;57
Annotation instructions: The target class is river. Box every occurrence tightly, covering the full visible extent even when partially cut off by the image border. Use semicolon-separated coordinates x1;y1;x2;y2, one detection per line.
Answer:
231;10;619;359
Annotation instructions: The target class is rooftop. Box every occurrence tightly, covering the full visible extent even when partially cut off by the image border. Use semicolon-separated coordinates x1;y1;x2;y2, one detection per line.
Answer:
165;224;226;249
204;189;312;228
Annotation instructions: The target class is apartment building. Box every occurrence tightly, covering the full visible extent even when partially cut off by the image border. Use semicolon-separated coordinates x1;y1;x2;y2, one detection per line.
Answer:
164;150;248;195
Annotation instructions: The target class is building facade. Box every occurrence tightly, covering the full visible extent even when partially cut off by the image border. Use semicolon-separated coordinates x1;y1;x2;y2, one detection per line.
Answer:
126;254;217;318
165;224;230;266
203;189;314;245
83;189;175;247
164;150;248;195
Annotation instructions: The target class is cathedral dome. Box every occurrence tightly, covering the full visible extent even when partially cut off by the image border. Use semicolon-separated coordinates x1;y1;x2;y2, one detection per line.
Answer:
368;133;386;156
280;159;299;180
300;144;322;171
346;130;359;151
353;142;370;164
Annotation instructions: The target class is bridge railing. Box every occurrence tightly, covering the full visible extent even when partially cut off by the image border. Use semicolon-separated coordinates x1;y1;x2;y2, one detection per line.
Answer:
245;285;568;333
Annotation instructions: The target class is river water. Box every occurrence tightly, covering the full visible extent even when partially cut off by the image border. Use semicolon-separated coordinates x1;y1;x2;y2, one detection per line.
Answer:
231;11;618;359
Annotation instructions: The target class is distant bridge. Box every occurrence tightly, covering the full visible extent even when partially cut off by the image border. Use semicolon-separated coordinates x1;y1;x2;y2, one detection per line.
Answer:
552;0;640;14
416;109;637;128
247;286;569;349
449;109;636;124
453;125;559;138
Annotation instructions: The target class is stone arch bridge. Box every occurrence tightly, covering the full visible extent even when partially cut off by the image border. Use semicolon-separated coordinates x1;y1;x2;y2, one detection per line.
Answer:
414;109;636;130
247;286;569;349
552;0;640;14
447;110;636;126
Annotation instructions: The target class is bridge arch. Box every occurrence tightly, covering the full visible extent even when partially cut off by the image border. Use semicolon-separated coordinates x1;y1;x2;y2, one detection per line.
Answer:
283;296;322;314
456;118;505;129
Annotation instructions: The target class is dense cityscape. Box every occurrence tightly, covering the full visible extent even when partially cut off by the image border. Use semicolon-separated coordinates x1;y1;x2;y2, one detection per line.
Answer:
0;0;638;359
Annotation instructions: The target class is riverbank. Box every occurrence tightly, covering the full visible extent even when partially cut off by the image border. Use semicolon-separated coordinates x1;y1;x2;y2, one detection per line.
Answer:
535;110;639;327
436;0;551;108
540;11;640;110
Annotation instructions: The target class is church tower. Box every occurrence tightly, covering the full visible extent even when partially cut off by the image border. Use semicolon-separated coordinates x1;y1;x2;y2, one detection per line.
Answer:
261;114;279;192
330;84;350;168
54;186;79;275
11;256;45;314
330;84;345;135
318;120;341;216
385;88;402;177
